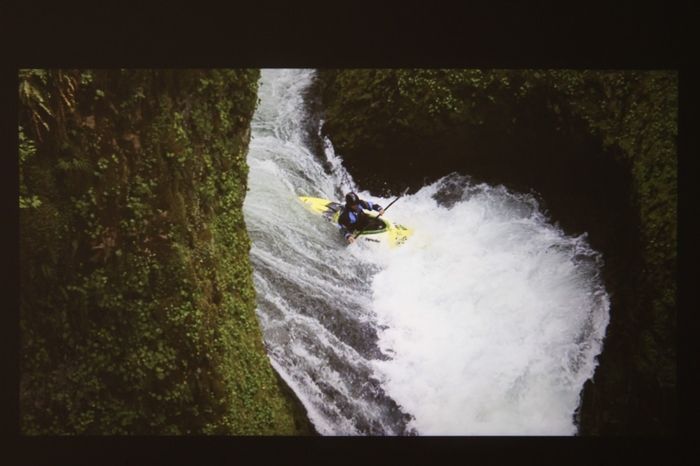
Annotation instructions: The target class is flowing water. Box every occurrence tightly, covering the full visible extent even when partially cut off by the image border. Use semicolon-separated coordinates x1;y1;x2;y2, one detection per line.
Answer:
242;69;610;435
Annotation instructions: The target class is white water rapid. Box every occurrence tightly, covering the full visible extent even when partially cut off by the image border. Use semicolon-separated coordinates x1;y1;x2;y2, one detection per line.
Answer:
242;69;610;436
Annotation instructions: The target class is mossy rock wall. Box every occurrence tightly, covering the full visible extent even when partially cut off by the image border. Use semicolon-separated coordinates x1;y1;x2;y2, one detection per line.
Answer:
313;69;677;435
19;69;313;434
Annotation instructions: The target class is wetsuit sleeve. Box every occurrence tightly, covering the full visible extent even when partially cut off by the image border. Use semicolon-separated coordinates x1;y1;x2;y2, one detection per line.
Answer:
337;210;353;240
360;200;383;211
338;224;352;240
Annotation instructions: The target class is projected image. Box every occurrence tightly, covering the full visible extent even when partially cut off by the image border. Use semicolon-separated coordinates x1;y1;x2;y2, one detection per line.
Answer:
20;69;676;436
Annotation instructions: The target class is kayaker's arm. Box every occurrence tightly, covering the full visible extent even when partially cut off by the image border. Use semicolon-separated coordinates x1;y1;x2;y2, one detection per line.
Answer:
359;200;384;214
338;223;355;244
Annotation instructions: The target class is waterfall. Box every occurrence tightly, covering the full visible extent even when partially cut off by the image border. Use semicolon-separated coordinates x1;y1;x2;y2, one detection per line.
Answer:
242;69;610;435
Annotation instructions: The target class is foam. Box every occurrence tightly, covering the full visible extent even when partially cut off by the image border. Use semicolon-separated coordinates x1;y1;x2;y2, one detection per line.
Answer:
365;182;609;434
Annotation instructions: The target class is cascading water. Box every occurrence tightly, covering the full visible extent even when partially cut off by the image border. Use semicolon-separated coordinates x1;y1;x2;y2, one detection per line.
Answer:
242;69;610;436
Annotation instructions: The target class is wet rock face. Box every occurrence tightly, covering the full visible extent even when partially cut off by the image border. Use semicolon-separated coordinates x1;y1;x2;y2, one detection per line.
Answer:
310;69;676;435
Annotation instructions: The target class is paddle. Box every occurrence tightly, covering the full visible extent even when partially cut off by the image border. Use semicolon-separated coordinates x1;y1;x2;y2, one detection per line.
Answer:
351;187;409;242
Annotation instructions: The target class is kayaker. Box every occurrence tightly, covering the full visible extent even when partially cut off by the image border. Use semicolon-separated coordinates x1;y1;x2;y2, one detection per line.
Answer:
338;192;385;244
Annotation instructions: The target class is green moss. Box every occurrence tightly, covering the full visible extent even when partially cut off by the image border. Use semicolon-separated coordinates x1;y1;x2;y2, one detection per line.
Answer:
20;69;307;434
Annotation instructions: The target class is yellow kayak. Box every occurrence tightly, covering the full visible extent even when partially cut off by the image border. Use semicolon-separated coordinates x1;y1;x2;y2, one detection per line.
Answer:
299;196;413;247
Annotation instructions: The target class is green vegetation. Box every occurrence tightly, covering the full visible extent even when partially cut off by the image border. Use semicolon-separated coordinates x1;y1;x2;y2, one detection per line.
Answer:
19;69;312;434
316;69;677;434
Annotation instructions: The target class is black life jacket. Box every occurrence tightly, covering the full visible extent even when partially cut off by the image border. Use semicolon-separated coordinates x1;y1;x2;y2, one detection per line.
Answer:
338;204;370;231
